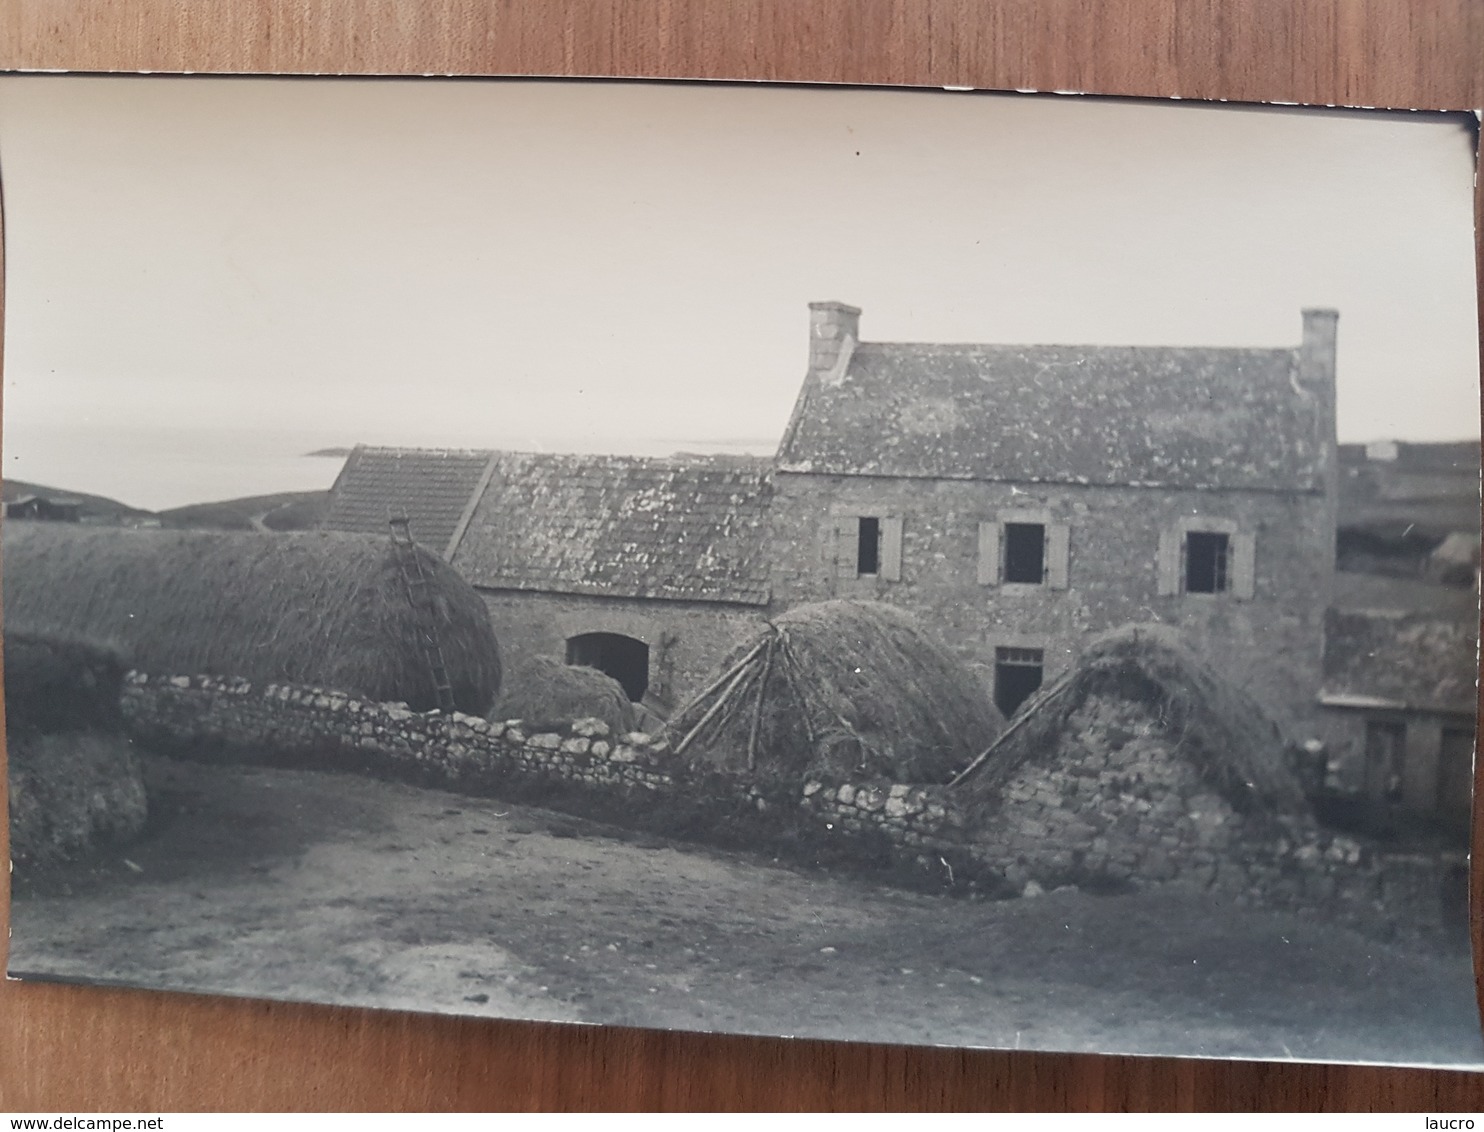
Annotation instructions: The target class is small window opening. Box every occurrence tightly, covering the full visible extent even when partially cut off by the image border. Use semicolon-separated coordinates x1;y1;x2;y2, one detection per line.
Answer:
1185;531;1230;594
994;646;1044;718
1003;523;1046;584
856;516;881;576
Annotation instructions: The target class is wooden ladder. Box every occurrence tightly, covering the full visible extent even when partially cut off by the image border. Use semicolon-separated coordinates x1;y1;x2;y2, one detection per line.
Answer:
389;512;457;713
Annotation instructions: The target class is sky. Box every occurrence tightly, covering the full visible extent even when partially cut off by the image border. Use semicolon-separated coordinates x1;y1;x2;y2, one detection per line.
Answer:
0;77;1478;511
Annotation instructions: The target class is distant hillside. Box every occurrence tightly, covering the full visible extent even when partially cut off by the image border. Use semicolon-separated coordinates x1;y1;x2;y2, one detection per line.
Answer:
1339;438;1480;536
1336;438;1480;586
1;479;156;525
157;490;330;532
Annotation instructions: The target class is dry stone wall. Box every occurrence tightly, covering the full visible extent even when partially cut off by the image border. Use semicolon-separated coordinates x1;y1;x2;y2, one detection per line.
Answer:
120;672;1463;943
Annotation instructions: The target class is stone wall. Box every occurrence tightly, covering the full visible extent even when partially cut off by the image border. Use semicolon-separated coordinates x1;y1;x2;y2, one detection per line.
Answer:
476;588;765;712
120;672;1463;943
765;473;1332;737
795;774;1460;942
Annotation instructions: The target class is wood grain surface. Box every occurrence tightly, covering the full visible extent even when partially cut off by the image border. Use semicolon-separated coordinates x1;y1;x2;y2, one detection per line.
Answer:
2;0;1483;1112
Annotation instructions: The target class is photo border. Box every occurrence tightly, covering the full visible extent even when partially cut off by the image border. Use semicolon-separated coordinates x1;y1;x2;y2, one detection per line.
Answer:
1;0;1481;1111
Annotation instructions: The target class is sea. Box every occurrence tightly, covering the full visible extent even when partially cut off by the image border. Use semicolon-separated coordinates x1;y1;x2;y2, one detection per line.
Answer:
1;423;775;513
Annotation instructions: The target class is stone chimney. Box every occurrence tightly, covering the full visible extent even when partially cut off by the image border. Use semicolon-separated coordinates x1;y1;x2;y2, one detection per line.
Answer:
777;302;863;462
808;301;862;384
1299;308;1338;390
1300;307;1340;603
1299;308;1339;449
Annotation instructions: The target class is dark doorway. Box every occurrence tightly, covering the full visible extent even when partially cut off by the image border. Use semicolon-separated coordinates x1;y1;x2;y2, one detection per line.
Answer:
566;632;650;701
994;646;1044;718
1003;522;1046;583
1363;719;1405;802
1437;726;1475;831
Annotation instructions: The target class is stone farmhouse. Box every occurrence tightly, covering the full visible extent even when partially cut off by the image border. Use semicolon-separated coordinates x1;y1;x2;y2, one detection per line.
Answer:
324;301;1348;745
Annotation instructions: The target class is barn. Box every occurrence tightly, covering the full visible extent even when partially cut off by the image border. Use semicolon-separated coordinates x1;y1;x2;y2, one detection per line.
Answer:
322;302;1347;743
324;448;772;716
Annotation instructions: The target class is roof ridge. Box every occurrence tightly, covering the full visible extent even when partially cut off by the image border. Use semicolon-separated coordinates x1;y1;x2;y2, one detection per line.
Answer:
854;340;1298;354
354;444;497;457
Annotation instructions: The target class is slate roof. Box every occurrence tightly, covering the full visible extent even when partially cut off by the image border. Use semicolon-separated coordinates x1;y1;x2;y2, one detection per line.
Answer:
1322;607;1479;716
449;452;773;605
321;446;495;557
777;343;1326;491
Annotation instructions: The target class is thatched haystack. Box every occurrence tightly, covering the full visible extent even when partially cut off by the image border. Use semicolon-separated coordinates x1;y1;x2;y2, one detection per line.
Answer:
493;654;636;735
5;630;148;867
2;525;501;714
951;624;1308;817
670;600;1004;783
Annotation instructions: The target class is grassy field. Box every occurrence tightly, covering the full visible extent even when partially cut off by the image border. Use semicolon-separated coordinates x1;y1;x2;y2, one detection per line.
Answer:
157;490;328;531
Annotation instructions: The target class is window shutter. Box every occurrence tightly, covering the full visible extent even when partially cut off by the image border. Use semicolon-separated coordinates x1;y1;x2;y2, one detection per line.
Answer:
834;518;860;579
977;521;1001;586
1156;528;1181;596
1231;530;1257;600
880;516;904;582
1045;523;1071;590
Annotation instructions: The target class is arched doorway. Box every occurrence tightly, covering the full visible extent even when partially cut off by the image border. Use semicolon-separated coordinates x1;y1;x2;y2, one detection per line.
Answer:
566;632;650;702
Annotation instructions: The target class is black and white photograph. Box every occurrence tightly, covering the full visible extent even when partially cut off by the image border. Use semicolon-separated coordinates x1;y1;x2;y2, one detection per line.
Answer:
0;77;1479;1067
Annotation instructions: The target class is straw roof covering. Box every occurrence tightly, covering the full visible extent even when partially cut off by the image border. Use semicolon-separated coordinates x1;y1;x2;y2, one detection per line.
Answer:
493;654;636;735
952;624;1307;816
670;600;1003;783
2;525;501;714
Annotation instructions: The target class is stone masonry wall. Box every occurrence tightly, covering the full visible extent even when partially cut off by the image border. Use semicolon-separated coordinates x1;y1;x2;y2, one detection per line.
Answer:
476;589;766;712
765;473;1332;738
121;672;1462;943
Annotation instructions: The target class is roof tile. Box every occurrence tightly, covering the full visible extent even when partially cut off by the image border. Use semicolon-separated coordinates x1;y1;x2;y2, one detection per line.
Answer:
320;446;493;555
779;343;1325;490
450;453;772;605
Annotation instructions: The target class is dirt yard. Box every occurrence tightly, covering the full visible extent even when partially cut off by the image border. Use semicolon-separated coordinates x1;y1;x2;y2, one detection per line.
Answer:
9;754;1482;1067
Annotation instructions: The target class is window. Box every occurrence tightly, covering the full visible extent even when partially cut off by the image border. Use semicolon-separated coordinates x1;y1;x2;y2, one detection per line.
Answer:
831;513;903;581
1184;531;1230;594
856;517;881;576
1157;520;1255;599
994;646;1044;718
1003;523;1046;584
978;514;1069;589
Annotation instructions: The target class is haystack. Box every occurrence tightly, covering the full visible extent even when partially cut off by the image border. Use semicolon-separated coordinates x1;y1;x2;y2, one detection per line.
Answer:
5;630;148;867
950;624;1307;816
493;654;636;735
669;600;1004;783
2;525;501;714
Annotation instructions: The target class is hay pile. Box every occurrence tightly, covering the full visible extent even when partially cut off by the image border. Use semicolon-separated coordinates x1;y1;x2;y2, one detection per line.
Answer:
951;624;1308;816
2;525;502;714
670;600;1004;783
5;630;148;867
493;654;636;735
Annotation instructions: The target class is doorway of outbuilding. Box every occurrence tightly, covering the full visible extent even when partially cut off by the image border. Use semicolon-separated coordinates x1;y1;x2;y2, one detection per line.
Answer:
994;646;1044;719
566;632;650;702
